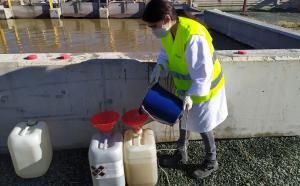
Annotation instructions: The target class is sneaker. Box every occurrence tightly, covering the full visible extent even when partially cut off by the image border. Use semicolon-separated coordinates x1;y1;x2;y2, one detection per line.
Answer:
159;150;188;167
192;159;218;179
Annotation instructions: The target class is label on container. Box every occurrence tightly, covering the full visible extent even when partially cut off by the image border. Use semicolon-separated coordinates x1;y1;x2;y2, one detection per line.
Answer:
91;160;124;179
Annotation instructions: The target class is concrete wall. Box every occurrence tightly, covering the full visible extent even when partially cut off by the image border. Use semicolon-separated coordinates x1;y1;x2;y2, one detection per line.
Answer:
108;2;145;18
193;0;300;11
61;2;99;18
61;1;145;18
4;2;144;18
12;5;50;18
203;10;300;49
0;50;300;152
2;0;300;19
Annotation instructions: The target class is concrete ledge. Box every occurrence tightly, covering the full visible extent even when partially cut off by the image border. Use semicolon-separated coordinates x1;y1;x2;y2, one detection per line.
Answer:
108;2;145;18
0;7;14;19
99;7;109;19
203;10;300;49
61;2;99;18
193;0;300;11
50;8;62;19
0;2;145;19
12;5;50;18
0;50;300;151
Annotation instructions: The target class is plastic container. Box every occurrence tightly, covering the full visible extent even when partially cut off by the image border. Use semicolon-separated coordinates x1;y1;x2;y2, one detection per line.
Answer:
141;83;183;125
89;132;125;186
123;129;158;186
7;120;52;178
89;111;125;186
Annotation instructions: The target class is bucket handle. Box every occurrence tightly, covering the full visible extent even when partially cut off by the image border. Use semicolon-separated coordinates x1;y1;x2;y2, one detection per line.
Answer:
20;126;30;136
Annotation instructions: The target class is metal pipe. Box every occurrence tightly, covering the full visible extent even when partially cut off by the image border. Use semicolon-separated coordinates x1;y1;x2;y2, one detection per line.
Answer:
242;0;247;15
0;27;8;46
49;0;53;10
7;0;12;8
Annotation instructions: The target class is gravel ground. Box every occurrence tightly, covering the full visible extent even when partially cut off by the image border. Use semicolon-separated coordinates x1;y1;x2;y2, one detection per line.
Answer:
157;136;300;186
0;136;299;186
0;149;92;185
230;12;300;31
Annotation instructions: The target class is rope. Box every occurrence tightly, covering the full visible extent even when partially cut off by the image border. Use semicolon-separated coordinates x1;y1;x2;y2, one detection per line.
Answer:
159;165;171;186
156;148;177;152
184;109;189;160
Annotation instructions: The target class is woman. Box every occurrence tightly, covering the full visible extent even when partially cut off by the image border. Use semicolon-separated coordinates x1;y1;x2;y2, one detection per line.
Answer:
142;0;228;179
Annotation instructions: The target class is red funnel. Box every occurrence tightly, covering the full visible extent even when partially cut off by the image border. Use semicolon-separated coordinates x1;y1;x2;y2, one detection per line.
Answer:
90;111;120;133
122;109;148;132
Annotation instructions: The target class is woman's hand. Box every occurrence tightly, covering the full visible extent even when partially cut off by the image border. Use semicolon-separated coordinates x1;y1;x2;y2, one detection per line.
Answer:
183;96;193;111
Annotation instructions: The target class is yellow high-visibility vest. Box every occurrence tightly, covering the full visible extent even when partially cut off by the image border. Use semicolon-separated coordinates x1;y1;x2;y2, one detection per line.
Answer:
161;16;224;104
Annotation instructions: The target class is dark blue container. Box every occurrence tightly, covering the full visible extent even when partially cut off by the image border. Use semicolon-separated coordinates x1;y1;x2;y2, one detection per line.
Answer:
141;83;183;125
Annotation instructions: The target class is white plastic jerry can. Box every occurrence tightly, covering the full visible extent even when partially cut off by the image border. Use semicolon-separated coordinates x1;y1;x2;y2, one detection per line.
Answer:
7;120;53;178
123;129;158;186
88;132;125;186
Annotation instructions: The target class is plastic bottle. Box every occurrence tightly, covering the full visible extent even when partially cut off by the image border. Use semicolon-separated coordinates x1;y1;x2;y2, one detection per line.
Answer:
88;132;125;186
123;129;158;186
7;120;52;178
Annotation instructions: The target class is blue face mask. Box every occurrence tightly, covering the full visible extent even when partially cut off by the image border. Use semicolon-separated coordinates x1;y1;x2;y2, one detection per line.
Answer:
152;27;169;38
152;23;171;38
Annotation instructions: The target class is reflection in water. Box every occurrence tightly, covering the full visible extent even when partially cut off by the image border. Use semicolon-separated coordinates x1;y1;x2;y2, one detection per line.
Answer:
0;19;252;54
0;19;160;54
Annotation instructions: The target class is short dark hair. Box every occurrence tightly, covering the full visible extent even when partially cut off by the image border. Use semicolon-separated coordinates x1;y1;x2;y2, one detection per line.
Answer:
142;0;177;23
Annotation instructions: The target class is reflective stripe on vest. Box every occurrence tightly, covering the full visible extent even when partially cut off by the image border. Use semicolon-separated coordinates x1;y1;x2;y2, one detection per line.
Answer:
169;51;218;80
177;70;224;97
169;71;191;80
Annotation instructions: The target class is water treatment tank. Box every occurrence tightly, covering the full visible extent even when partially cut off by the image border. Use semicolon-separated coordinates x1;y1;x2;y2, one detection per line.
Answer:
7;120;53;178
123;129;158;186
88;132;125;186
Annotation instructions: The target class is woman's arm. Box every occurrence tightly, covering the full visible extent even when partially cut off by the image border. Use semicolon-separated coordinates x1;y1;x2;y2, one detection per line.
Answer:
157;46;169;77
185;35;214;97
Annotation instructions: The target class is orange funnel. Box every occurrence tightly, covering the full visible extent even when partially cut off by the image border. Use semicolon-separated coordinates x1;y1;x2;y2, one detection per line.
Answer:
90;111;120;133
122;109;148;132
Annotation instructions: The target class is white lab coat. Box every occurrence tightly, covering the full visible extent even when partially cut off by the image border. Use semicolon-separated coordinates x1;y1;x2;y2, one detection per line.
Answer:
157;35;228;133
